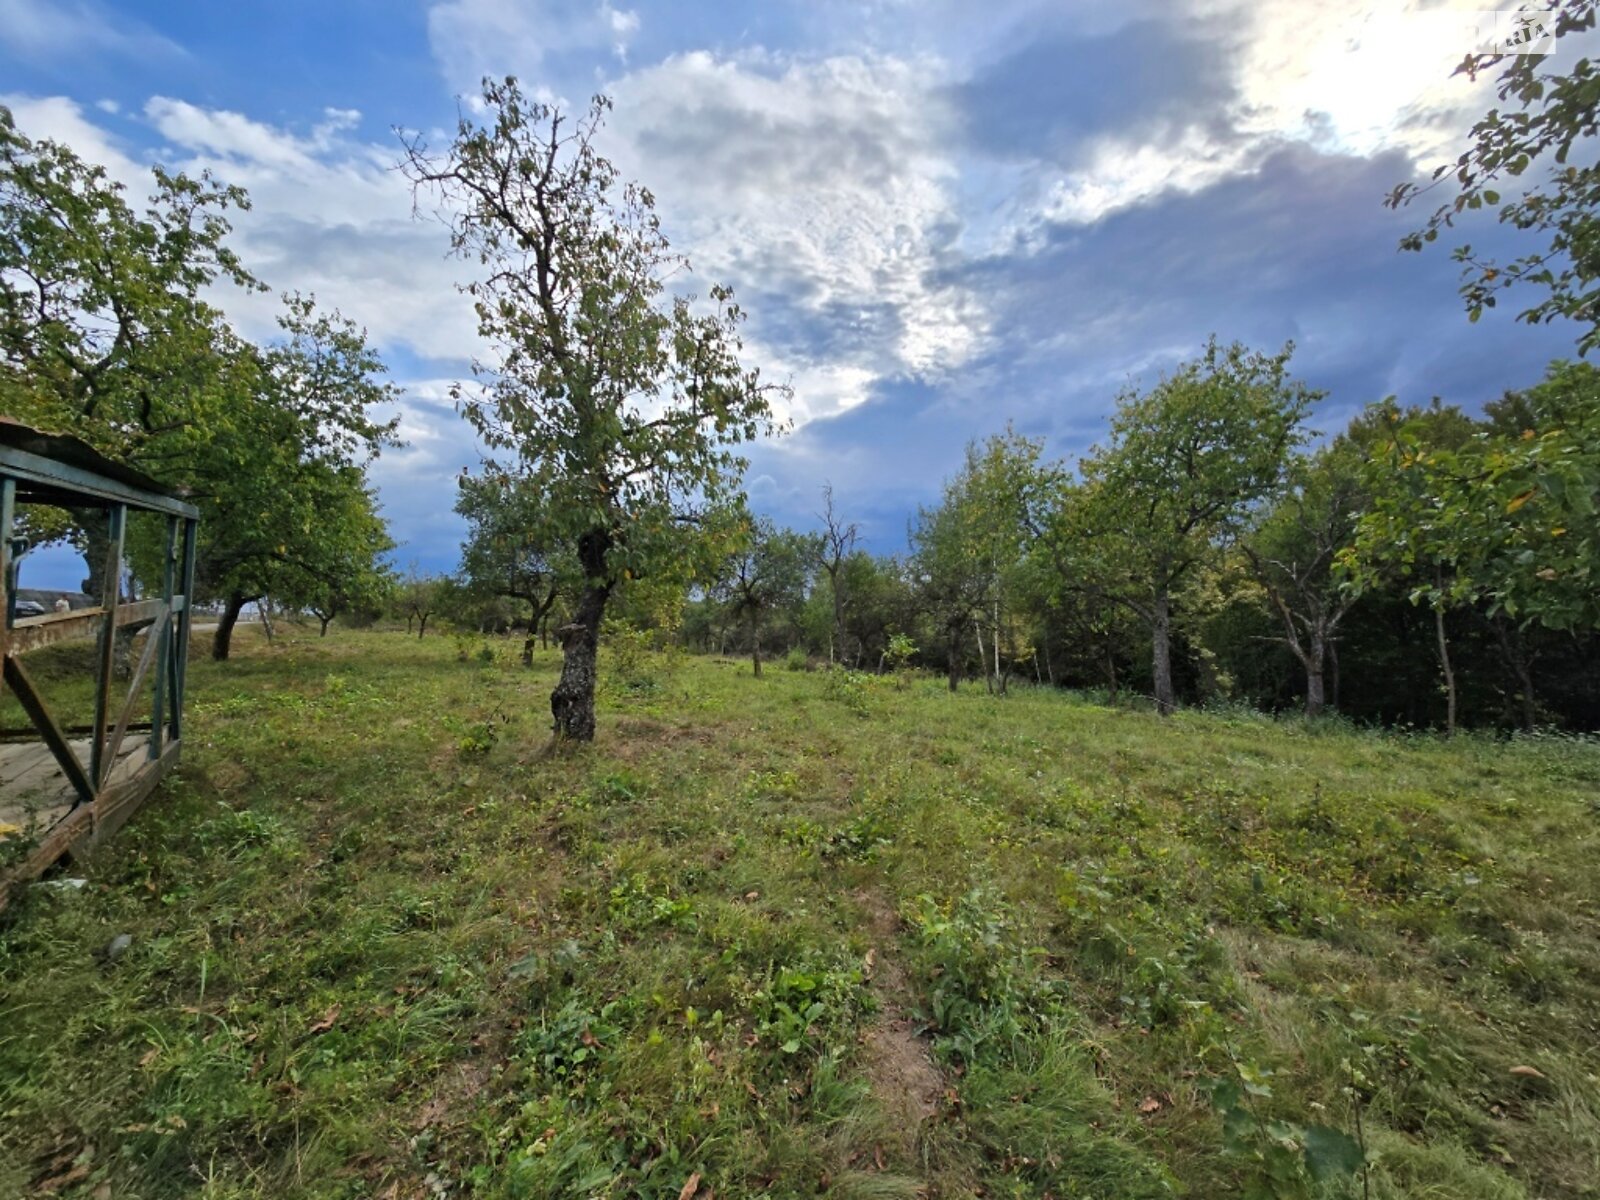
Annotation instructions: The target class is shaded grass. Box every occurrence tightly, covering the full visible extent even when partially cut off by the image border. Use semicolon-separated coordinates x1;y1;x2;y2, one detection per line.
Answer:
1;626;1597;1198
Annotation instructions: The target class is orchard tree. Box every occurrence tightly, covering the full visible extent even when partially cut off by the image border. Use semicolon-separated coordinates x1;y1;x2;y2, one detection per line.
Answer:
1390;0;1600;349
1241;443;1366;716
403;80;786;741
456;467;574;663
0;105;399;652
1345;374;1599;731
1058;339;1318;715
714;515;813;677
0;104;259;587
910;491;987;692
303;484;395;637
192;299;399;660
813;484;859;664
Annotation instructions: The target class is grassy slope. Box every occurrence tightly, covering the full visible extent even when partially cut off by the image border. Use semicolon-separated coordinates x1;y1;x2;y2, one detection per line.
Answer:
2;628;1597;1199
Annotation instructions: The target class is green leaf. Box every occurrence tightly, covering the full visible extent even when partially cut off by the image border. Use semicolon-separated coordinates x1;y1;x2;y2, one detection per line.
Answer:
1303;1123;1365;1182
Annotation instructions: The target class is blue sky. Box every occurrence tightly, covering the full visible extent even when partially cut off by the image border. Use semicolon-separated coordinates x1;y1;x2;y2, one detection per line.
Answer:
1;0;1586;587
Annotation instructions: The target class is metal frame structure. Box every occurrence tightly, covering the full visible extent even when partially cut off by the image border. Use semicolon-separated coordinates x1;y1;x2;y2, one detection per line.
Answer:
1;420;198;894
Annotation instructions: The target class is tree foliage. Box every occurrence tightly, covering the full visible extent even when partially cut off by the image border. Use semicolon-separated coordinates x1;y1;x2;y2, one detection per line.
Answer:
1390;0;1600;348
402;79;785;740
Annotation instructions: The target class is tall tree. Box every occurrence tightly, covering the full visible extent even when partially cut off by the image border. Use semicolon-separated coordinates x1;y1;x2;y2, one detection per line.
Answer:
1389;0;1600;349
1057;338;1318;715
402;80;784;741
1;107;398;654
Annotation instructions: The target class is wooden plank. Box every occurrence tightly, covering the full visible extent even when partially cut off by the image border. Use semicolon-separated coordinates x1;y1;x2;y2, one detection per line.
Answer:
0;735;172;908
149;516;177;760
1;657;94;805
173;517;197;741
101;602;166;783
1;721;150;743
80;737;175;853
6;599;172;656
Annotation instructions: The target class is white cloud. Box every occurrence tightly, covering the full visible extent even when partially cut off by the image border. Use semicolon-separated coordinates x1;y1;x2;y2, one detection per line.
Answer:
427;0;642;87
603;51;984;422
982;1;1513;242
0;0;184;61
132;97;477;362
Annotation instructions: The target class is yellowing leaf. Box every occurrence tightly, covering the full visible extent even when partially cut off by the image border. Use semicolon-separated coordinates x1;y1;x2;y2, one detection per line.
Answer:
1506;489;1536;513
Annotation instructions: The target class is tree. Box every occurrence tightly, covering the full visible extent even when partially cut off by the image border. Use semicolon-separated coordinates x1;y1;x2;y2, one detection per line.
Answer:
813;485;859;664
456;467;574;664
713;516;812;677
1389;0;1600;350
0;106;398;658
399;570;447;639
0;104;258;590
1240;444;1365;716
302;485;395;637
911;493;987;692
1345;374;1600;731
1057;339;1318;715
189;299;399;660
402;80;785;742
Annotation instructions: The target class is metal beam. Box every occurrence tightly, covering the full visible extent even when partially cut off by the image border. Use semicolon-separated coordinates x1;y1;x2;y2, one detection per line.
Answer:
0;445;198;519
0;476;12;681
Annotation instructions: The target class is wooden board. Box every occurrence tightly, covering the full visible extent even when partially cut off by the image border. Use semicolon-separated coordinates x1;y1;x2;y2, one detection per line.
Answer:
0;734;150;846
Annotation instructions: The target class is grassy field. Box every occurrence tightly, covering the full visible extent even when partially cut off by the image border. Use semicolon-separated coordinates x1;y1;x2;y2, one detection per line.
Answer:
2;627;1598;1199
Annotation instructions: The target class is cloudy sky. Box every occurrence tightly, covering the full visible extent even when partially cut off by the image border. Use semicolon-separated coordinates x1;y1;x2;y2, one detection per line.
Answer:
0;0;1585;577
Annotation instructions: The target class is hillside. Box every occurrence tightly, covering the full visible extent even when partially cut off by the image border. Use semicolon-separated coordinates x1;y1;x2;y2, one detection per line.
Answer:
3;628;1598;1199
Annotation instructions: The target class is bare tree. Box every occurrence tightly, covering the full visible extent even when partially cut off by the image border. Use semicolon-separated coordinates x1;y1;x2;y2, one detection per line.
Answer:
814;485;859;664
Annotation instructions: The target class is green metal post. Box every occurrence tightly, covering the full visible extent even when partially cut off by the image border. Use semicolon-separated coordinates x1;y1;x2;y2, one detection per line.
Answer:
149;515;179;759
172;517;198;742
0;476;13;633
90;503;126;789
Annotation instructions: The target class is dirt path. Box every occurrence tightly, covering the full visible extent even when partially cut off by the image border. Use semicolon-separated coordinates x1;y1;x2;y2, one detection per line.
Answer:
855;890;944;1154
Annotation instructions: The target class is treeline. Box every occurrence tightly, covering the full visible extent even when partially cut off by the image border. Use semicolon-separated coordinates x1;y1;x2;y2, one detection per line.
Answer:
439;340;1599;733
0;109;398;661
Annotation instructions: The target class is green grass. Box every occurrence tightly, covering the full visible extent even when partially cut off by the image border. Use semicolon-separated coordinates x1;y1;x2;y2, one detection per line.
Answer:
2;627;1598;1198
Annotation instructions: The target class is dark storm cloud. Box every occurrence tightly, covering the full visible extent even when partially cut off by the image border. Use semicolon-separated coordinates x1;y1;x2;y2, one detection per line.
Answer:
956;17;1240;165
750;140;1580;550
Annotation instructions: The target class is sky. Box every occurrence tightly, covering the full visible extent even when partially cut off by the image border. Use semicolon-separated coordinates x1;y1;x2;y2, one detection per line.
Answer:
1;0;1588;586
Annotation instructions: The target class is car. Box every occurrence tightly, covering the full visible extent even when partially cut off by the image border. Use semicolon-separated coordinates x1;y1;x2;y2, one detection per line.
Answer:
13;599;48;619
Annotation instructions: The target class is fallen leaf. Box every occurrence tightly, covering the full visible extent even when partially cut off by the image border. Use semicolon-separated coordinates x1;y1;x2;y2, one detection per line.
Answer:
33;1164;89;1194
677;1171;701;1200
308;1005;341;1035
1509;1065;1546;1079
863;949;877;979
1138;1096;1164;1114
138;1046;160;1068
744;891;760;901
580;1028;599;1048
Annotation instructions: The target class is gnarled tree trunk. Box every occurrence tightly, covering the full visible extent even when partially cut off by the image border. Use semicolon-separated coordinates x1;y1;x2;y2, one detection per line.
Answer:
1151;584;1175;716
551;530;612;742
213;592;249;661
